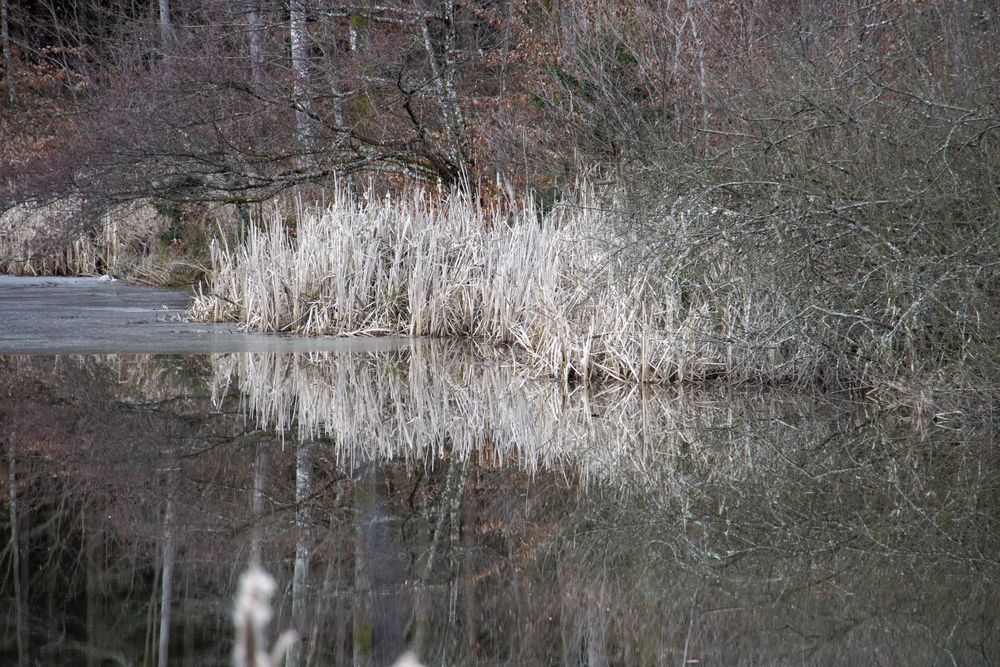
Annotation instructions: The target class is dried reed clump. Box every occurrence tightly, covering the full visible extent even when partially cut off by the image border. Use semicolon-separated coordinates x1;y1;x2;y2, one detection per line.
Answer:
192;188;830;386
0;199;167;277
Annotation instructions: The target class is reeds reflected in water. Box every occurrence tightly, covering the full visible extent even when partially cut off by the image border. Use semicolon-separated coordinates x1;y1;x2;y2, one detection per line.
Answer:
2;351;997;666
210;342;841;493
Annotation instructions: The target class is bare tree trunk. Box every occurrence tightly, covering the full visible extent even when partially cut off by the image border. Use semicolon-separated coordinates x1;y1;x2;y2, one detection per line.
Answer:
158;0;173;47
440;0;464;132
8;436;29;667
684;0;708;132
248;0;264;91
290;0;314;166
318;26;355;195
2;0;13;105
420;2;466;169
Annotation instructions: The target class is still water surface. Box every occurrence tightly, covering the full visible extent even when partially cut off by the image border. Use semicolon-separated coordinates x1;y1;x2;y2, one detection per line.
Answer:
1;278;997;666
3;347;998;666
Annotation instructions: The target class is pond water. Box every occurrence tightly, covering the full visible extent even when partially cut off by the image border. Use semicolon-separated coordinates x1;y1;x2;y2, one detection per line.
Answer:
1;281;999;666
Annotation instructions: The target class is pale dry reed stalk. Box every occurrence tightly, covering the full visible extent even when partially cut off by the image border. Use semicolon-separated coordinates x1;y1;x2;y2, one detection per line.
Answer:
192;187;829;386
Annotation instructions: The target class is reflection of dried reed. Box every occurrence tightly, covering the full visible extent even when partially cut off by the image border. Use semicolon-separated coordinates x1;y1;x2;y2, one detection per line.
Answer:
192;188;822;386
211;345;837;491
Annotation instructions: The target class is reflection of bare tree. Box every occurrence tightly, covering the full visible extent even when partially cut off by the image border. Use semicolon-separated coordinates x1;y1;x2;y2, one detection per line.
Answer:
352;505;368;667
7;434;28;667
412;453;462;658
287;438;312;667
157;463;177;667
250;441;269;566
354;465;412;667
306;480;349;667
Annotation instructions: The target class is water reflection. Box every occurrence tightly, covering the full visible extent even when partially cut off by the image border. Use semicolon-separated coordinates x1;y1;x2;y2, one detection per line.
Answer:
1;349;998;666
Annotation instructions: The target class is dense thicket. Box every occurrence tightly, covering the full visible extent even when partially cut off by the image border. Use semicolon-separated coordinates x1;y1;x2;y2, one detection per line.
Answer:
2;2;996;206
538;2;1000;402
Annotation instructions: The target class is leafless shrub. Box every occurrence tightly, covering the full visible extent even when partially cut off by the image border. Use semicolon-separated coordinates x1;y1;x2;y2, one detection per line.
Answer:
537;1;1000;406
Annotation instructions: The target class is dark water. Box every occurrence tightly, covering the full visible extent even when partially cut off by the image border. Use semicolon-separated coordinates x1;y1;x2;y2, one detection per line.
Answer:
2;349;998;666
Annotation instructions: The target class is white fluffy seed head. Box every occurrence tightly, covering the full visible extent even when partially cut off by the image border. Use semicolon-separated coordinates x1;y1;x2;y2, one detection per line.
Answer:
390;650;426;667
234;567;276;635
